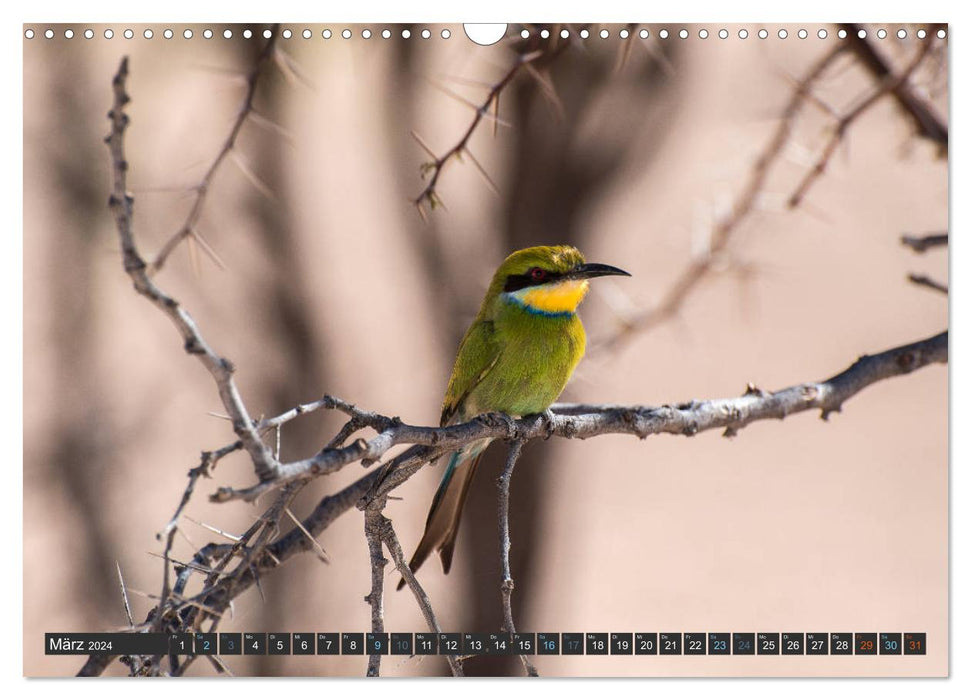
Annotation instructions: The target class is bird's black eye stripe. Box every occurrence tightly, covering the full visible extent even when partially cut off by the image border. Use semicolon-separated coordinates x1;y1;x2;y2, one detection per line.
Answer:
503;269;561;292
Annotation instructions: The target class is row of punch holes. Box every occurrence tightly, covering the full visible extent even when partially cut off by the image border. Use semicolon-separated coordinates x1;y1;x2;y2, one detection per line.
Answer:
24;26;948;42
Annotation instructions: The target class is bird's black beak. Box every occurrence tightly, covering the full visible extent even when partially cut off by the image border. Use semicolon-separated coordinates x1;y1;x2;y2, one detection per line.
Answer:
570;262;632;280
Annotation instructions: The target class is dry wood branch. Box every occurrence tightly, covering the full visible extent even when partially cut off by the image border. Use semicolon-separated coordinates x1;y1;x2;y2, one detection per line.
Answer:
908;274;948;294
107;57;278;484
413;39;569;212
600;44;846;351
380;519;464;676
497;440;538;677
787;37;939;208
364;499;389;677
151;26;280;273
840;23;948;148
902;232;948;253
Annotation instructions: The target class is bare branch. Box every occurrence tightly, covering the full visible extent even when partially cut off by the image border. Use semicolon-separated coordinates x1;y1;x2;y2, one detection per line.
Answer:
107;57;278;485
364;499;388;677
600;44;846;350
788;37;939;208
151;26;280;272
413;42;568;211
908;274;948;294
902;232;948;253
381;518;464;676
840;23;948;148
497;440;538;677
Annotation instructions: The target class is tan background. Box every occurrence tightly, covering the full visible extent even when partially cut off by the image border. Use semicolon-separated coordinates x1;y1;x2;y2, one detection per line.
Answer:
23;23;948;676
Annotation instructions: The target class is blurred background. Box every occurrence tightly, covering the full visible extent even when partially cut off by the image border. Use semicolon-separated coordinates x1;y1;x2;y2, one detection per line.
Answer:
23;23;947;676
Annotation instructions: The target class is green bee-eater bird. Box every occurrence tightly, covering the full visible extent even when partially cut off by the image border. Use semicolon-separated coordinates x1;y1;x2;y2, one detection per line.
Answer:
398;245;630;590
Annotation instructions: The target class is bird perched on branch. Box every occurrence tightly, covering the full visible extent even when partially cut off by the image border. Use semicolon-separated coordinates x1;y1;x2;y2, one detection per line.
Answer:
399;245;630;590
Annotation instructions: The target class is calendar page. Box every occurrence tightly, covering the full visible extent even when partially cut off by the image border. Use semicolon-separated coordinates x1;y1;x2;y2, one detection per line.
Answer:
22;20;948;679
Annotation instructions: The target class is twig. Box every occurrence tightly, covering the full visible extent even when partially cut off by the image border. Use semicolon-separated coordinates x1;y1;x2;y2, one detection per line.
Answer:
599;44;846;350
840;23;948;148
380;516;465;677
497;440;538;677
901;232;948;253
116;561;134;629
151;26;280;273
908;274;948;294
107;57;278;484
413;48;550;211
788;38;938;208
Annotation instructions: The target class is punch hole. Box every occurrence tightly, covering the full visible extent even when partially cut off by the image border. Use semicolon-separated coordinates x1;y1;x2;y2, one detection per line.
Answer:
362;29;372;39
463;23;507;46
44;29;53;39
421;29;431;39
441;29;451;39
678;29;688;39
183;29;193;39
322;29;332;39
65;29;75;39
619;28;630;39
242;29;252;39
203;29;213;39
778;28;788;39
143;29;153;39
124;29;133;39
540;29;550;39
638;29;648;39
85;29;94;39
224;29;233;39
797;28;807;39
581;29;590;39
936;29;946;39
520;29;529;39
600;29;609;39
718;29;728;39
738;29;748;39
659;29;668;39
382;29;391;39
876;28;887;39
916;29;926;39
24;28;34;39
857;28;867;38
757;29;767;39
303;29;313;39
105;29;114;39
897;29;907;39
698;29;709;39
818;29;827;39
837;28;847;38
401;29;411;38
263;29;272;39
282;28;292;39
343;29;353;39
560;29;569;39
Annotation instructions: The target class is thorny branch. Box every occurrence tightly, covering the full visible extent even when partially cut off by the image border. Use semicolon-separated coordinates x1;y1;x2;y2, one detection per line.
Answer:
601;28;946;350
599;43;846;350
92;45;948;677
151;25;280;273
787;34;941;208
412;34;569;215
840;24;948;148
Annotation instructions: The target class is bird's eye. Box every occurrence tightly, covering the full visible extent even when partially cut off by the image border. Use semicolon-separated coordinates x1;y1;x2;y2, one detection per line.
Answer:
529;267;546;281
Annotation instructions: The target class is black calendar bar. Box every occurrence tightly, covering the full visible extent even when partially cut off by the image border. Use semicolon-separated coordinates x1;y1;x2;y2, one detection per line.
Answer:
46;631;927;656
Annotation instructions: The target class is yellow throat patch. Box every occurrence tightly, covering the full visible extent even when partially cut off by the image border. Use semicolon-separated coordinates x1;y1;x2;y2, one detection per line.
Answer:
516;279;590;314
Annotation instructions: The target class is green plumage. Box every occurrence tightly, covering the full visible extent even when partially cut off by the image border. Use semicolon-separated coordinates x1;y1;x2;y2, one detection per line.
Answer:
398;245;629;590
